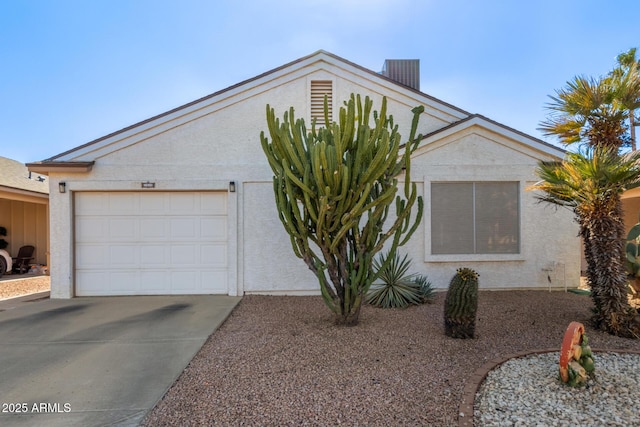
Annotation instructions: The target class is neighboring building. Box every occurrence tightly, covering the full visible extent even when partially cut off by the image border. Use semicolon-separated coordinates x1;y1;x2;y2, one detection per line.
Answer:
0;156;49;267
27;50;579;298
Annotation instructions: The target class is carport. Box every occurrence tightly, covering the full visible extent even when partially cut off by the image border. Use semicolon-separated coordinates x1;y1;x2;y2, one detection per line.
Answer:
0;157;49;274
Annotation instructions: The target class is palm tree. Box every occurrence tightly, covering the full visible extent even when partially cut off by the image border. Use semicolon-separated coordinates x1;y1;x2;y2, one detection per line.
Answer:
535;67;640;337
610;48;640;150
530;147;640;337
539;75;630;149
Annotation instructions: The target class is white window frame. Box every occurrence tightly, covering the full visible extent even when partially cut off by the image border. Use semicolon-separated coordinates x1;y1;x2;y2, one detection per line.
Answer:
425;180;525;262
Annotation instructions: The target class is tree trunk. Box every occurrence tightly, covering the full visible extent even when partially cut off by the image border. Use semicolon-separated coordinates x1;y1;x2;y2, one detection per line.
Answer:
579;221;601;313
630;110;636;151
583;197;638;337
334;304;361;326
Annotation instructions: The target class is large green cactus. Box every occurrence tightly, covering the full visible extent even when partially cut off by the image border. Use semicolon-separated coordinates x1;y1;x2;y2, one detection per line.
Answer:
444;268;479;338
260;94;424;325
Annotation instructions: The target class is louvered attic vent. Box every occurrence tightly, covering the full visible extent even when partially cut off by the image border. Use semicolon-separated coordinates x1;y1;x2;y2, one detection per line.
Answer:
310;80;333;126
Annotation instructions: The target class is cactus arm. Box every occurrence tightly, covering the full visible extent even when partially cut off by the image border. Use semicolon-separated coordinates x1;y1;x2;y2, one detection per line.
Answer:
261;93;424;325
628;224;640;241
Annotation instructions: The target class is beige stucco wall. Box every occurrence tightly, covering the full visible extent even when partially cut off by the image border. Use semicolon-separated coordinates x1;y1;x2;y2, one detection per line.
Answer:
45;55;577;297
412;127;580;289
622;197;640;232
242;181;318;294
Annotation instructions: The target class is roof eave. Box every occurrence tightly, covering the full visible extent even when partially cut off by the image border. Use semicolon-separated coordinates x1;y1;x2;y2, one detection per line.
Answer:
0;185;49;198
26;161;95;175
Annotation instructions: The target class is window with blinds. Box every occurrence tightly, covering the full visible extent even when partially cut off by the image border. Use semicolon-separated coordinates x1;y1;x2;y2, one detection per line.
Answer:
310;80;332;126
431;182;519;255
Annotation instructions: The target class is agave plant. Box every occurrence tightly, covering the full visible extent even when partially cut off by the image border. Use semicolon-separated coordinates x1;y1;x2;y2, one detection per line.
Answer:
414;274;435;303
366;250;433;308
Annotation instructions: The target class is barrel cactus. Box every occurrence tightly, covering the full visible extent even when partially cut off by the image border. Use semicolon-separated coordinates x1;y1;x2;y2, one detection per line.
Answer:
444;268;479;339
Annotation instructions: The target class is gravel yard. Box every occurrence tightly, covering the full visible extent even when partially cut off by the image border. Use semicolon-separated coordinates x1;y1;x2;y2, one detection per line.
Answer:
3;275;637;425
142;291;640;426
0;275;50;300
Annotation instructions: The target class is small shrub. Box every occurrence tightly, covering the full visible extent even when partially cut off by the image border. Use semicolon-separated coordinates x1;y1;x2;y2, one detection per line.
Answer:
366;251;432;308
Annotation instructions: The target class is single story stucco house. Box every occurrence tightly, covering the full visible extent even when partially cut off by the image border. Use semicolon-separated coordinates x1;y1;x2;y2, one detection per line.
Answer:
27;50;580;298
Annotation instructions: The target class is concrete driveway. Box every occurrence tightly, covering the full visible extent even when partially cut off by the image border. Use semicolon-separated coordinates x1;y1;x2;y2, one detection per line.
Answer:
0;294;241;426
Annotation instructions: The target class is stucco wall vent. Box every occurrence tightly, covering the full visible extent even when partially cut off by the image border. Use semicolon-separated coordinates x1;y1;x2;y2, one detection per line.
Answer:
381;59;420;90
310;80;333;126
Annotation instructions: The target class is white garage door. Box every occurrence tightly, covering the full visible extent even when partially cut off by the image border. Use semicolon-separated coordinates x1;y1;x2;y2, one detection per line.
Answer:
75;192;228;296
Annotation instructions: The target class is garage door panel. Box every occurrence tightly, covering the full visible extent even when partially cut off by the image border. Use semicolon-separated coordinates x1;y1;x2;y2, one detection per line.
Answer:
76;193;109;215
140;218;168;240
200;271;228;293
202;244;227;267
139;193;167;214
109;245;139;267
140;245;168;265
76;218;107;241
169;244;199;265
76;244;109;268
169;193;198;214
110;271;140;292
75;191;229;296
108;193;138;214
76;271;110;295
170;218;198;239
109;218;138;240
139;271;171;293
201;217;227;239
171;271;198;290
202;193;227;214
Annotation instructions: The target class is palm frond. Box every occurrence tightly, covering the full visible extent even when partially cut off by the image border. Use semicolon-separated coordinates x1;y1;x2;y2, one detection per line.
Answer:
528;147;640;210
540;74;631;148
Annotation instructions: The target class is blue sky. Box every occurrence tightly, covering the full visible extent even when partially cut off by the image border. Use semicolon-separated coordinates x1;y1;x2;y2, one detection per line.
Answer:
1;0;638;163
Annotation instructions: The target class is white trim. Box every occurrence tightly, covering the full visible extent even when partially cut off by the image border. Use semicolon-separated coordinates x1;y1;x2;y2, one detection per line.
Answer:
63;180;231;192
425;178;525;263
426;254;526;263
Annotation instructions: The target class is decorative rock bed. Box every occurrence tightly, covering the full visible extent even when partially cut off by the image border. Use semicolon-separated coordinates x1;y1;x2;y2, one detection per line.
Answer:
466;349;640;426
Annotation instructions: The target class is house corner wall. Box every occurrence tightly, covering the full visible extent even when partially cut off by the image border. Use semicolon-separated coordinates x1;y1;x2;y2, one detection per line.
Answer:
48;176;74;298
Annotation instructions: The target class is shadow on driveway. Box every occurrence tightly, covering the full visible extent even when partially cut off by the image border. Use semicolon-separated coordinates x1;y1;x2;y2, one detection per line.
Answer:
0;295;241;426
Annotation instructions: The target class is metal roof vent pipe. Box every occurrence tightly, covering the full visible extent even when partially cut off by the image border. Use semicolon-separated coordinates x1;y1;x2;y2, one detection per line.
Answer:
380;59;420;90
